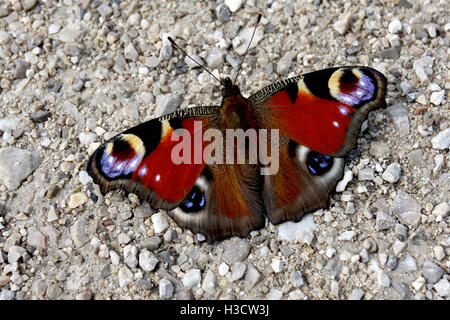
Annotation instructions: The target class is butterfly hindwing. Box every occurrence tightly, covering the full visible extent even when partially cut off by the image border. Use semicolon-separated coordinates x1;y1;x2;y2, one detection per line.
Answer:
250;66;387;223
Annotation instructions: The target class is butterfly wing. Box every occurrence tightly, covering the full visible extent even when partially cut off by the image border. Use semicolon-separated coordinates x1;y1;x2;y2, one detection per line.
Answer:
249;66;387;223
87;106;266;242
87;106;218;210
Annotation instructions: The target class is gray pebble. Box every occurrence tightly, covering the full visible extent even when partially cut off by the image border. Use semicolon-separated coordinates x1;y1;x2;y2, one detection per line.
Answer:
422;260;444;284
376;211;396;230
0;30;11;45
395;252;418;273
348;288;364;300
22;0;38;11
395;223;408;241
15;60;30;79
363;238;378;253
139;236;161;251
159;278;174;298
333;13;353;35
243;263;261;290
397;211;421;228
159;44;173;61
72;78;84;92
407;149;423;167
124;43;139;61
97;3;113;19
154;94;182;117
216;4;231;23
31;110;51;123
0;147;42;191
276;51;294;75
7;246;28;264
382;162;401;183
27;226;47;249
392;190;421;217
139;250;159;272
46;284;62;299
202;269;218;294
387;103;410;137
70;217;89;247
231;262;247;281
369;141;390;158
431;128;450;150
392;282;411;299
206;48;225;69
182;269;201;288
290;271;304;288
222;238;251;264
386;255;398;270
433;279;450;297
124;254;138;269
358;167;375;181
175;290;193;300
0;289;14;300
380;47;400;60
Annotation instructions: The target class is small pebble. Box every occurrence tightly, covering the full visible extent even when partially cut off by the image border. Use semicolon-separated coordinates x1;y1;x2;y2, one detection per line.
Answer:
159;278;174;299
382;162;401;183
182;269;201;288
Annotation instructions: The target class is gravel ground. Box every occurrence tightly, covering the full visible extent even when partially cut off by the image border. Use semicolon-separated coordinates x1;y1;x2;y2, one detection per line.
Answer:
0;0;449;300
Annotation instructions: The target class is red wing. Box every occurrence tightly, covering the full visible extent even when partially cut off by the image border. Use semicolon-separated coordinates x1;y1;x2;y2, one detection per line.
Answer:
87;106;266;242
250;67;387;157
249;67;387;223
87;107;218;209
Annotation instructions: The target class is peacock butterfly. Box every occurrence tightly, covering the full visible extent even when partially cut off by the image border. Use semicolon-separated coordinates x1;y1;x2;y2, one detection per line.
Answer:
87;16;387;242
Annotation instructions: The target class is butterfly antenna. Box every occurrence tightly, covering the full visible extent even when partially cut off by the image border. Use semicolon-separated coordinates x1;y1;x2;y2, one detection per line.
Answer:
168;37;224;86
233;13;262;85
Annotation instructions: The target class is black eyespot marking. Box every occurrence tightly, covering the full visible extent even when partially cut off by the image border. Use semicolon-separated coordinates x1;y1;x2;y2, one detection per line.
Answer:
179;186;206;213
306;151;334;176
284;81;299;104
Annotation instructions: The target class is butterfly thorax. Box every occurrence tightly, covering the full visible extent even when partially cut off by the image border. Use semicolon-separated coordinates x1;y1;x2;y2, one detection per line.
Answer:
220;77;256;129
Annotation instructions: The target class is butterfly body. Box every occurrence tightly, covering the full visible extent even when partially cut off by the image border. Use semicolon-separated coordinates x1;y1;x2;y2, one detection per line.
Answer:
87;66;387;242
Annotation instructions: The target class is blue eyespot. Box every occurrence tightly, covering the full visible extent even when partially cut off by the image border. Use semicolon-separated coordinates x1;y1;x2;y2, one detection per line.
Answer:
179;186;206;213
307;151;334;176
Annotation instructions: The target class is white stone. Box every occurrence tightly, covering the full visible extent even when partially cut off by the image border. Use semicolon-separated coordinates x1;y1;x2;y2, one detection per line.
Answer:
433;246;445;261
182;269;201;288
337;230;356;241
412;277;425;290
431;128;450;150
48;24;60;34
118;267;133;288
233;26;264;55
139;250;159;272
110;250;120;265
0;147;42;191
382;162;401;183
224;0;243;12
218;262;229;276
78;170;93;185
430;90;445;105
277;213;316;244
333;13;353;35
271;258;285;273
159;278;174;298
434;279;450;297
388;18;402;33
432;202;449;218
336;168;353;192
151;212;169;234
